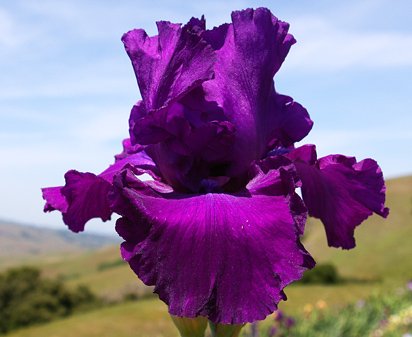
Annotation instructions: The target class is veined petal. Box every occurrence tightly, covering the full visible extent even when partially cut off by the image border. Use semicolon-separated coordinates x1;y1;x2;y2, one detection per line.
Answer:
127;9;312;193
287;145;389;249
122;18;215;112
202;8;313;175
113;169;314;324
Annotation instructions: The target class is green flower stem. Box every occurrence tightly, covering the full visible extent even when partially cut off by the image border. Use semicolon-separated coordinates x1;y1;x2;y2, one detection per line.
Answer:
209;322;245;337
171;315;208;337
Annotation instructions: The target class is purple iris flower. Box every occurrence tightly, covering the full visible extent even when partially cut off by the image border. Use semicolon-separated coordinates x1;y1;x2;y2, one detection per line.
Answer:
42;8;389;325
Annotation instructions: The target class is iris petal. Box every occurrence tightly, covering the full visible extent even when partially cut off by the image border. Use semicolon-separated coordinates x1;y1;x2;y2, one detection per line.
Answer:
130;99;236;192
61;170;112;232
201;8;313;175
123;18;215;112
287;145;389;249
42;186;68;213
42;142;158;232
113;167;314;324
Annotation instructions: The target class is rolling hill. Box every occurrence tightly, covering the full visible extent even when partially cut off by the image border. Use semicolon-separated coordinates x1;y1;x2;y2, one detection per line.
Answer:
0;220;118;267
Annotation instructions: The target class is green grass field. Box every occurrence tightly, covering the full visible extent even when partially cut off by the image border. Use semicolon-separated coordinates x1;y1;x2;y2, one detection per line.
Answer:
3;175;411;337
4;299;175;337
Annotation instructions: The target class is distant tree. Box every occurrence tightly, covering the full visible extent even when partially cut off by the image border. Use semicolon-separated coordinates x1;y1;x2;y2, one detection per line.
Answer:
299;263;340;284
0;266;97;334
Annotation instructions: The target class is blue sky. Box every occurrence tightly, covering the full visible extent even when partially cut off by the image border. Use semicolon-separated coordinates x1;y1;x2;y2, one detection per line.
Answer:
0;0;411;234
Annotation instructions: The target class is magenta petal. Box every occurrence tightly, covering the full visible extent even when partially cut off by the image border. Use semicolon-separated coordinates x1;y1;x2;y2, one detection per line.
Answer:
42;187;68;213
122;19;215;111
113;169;314;324
288;145;389;249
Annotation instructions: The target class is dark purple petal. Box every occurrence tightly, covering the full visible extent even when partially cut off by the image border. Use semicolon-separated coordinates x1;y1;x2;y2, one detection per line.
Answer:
129;102;173;145
122;18;215;111
247;162;295;197
248;159;307;235
117;217;151;262
113;169;314;324
60;171;112;232
288;145;389;249
101;146;160;182
286;144;316;165
127;8;312;192
114;138;144;161
42;142;159;232
270;94;314;147
201;8;313;175
132;99;236;192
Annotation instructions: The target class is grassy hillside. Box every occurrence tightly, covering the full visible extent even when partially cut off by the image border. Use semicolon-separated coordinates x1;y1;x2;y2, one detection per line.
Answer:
3;175;411;337
0;220;117;267
4;299;175;337
37;245;149;301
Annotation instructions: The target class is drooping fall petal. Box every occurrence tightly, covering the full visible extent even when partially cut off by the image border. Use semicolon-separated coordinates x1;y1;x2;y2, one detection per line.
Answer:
42;141;158;232
287;145;389;249
113;167;314;324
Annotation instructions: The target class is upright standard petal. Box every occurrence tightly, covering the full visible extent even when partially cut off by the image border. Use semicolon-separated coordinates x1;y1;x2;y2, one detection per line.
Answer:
122;18;215;112
112;167;314;324
202;8;313;175
287;145;389;249
123;18;236;192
